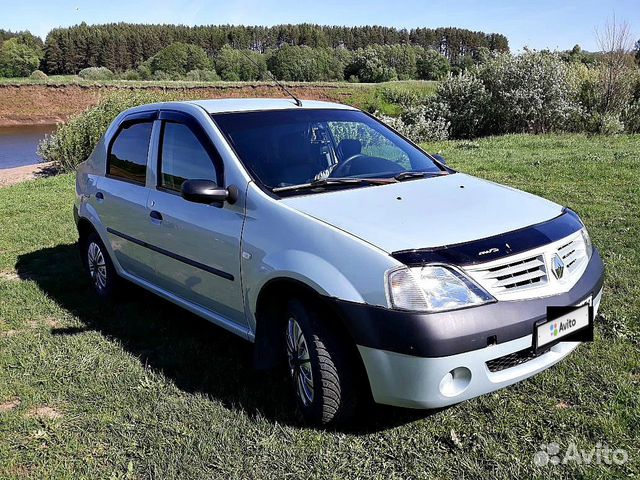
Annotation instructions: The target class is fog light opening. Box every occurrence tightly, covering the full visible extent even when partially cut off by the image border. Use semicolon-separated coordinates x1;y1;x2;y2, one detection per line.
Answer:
439;367;472;397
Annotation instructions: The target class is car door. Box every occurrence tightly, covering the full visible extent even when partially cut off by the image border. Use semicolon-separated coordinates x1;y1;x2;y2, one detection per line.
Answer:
94;112;157;282
143;112;246;327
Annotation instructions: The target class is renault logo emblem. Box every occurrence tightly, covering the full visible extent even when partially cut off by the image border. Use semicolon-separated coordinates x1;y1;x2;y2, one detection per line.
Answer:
552;254;565;279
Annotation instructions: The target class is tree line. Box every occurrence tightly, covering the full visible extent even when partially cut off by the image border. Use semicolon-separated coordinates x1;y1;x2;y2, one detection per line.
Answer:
41;23;509;74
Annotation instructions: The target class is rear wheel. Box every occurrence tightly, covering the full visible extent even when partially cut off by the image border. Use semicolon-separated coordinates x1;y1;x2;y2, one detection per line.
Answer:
81;232;117;299
284;297;357;426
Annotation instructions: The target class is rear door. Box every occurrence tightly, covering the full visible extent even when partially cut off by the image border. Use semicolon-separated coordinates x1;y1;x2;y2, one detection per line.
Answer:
143;112;246;327
95;112;157;282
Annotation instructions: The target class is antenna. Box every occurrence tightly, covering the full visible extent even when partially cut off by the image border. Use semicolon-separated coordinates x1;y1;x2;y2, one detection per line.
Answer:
238;49;302;107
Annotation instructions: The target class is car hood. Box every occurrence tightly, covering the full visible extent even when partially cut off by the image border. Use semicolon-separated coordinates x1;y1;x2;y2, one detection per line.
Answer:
280;173;564;254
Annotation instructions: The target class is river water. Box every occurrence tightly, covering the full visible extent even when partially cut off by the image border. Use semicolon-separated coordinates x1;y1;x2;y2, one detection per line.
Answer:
0;125;56;169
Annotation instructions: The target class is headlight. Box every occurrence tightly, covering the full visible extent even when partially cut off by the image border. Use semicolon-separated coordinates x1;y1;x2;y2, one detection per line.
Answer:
386;265;495;312
581;226;593;259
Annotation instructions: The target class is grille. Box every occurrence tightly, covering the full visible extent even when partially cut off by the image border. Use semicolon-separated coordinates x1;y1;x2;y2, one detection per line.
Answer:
557;238;588;276
475;254;547;296
486;347;549;372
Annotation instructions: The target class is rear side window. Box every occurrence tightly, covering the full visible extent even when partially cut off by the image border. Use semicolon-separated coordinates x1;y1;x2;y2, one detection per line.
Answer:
108;122;153;184
159;122;219;191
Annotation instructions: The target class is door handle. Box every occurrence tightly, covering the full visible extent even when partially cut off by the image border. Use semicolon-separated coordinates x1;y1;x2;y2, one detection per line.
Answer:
150;210;163;222
95;192;104;200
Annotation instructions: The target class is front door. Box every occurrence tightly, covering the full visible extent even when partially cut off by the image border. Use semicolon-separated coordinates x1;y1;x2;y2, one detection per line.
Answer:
143;118;245;326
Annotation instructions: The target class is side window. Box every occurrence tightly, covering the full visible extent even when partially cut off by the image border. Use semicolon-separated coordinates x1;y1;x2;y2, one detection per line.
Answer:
108;122;153;184
159;122;219;191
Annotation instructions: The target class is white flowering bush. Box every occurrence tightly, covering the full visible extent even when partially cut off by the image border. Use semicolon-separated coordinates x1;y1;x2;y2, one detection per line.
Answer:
408;51;587;139
477;51;577;134
78;66;115;81
185;69;220;82
377;106;450;142
29;69;48;80
429;73;489;138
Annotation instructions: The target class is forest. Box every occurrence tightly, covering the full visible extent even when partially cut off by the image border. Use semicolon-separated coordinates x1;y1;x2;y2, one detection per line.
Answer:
0;23;509;77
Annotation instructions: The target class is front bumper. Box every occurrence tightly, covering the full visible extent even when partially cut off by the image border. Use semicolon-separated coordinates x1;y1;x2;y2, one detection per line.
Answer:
358;287;601;408
331;248;605;408
334;248;605;357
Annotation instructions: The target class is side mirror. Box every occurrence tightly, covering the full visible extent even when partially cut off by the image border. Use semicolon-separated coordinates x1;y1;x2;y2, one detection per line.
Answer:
181;179;237;205
432;154;447;165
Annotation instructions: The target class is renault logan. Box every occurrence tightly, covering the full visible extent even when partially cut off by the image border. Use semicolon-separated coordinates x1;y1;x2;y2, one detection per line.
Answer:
74;99;604;425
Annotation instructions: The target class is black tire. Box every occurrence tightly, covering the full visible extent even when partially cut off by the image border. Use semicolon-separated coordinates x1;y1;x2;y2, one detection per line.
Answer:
284;297;357;426
80;232;118;299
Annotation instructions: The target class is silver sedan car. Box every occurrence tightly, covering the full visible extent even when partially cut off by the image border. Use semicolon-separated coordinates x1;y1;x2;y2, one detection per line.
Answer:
75;99;604;425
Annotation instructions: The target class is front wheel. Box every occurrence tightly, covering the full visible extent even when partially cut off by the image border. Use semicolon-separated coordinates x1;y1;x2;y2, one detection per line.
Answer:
284;298;358;426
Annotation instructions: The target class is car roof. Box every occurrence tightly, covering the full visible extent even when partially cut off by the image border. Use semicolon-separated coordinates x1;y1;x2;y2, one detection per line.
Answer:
121;98;357;115
109;98;359;137
188;98;357;114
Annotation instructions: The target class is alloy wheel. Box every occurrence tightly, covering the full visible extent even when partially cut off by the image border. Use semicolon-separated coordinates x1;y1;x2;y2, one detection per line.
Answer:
87;241;107;292
286;317;314;406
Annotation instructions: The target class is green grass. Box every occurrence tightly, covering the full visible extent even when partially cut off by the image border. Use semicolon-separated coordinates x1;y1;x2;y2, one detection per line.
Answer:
0;134;638;479
0;75;434;91
0;75;355;87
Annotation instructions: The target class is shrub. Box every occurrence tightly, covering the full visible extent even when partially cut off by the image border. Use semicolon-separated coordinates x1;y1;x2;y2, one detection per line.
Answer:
152;70;172;81
423;52;578;138
477;51;575;134
78;66;114;81
136;63;152;80
429;72;490;138
416;49;450;80
624;73;640;132
568;61;638;133
565;63;601;132
214;46;266;81
377;107;450;142
185;69;220;82
379;82;438;108
29;69;48;80
39;91;183;171
622;100;640;133
0;38;41;77
122;69;140;80
267;46;344;81
148;42;212;76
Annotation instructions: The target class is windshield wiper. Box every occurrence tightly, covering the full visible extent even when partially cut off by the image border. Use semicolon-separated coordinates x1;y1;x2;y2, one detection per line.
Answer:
394;171;447;182
272;177;396;194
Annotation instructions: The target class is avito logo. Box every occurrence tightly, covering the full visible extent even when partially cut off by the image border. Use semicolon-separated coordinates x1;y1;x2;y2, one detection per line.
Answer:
550;318;577;337
559;318;577;332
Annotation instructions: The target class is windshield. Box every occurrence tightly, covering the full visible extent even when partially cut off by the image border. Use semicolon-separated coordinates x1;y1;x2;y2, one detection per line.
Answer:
211;109;445;193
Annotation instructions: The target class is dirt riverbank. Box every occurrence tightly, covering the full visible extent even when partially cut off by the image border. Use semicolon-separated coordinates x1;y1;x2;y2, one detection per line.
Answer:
0;162;57;188
0;83;355;126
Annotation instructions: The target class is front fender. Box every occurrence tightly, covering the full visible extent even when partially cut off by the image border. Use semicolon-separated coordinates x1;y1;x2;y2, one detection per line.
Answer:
245;249;365;327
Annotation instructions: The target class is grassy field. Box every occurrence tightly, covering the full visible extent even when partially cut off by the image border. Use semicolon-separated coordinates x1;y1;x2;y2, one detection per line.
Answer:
0;75;437;92
0;134;638;479
0;75;375;88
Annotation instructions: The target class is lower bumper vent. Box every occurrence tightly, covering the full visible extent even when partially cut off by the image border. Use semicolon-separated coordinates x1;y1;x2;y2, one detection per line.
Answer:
486;347;549;372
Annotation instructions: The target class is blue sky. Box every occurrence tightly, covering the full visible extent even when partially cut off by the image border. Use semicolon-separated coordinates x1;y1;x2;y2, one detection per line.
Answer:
2;0;639;51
